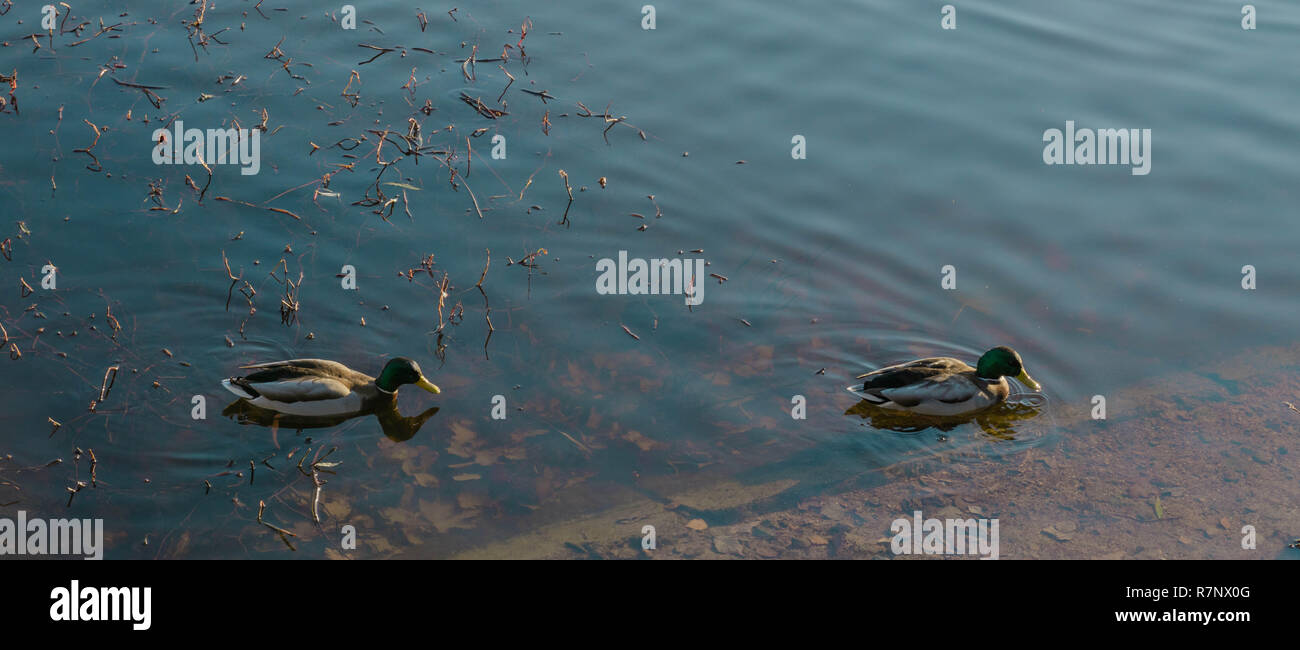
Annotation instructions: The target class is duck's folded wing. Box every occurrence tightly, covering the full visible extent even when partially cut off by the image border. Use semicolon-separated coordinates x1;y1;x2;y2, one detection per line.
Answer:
877;377;979;407
237;375;352;403
239;358;352;376
855;357;967;381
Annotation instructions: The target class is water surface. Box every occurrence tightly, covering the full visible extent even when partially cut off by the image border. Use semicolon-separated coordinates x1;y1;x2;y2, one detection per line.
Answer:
1;0;1297;558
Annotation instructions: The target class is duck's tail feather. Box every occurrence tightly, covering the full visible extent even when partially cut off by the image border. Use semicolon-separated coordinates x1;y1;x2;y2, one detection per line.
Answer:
222;377;259;399
846;384;889;404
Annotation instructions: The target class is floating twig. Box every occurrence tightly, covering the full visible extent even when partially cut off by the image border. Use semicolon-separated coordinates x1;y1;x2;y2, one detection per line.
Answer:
257;500;298;550
72;119;104;172
88;365;118;412
357;43;395;65
558;170;574;225
459;92;507;119
477;249;493;359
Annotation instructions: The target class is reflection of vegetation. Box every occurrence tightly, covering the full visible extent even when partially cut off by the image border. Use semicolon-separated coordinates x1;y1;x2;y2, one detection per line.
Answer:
844;400;1041;440
222;395;439;443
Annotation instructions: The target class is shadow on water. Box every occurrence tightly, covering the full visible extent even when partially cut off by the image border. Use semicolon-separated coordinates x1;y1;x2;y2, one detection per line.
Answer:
222;396;440;443
843;399;1044;440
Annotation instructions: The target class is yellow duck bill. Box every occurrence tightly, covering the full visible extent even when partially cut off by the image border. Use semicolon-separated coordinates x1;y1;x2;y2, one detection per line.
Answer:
1015;369;1041;392
416;377;442;394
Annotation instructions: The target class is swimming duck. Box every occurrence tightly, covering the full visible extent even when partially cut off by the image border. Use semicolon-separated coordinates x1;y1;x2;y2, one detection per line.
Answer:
221;357;440;417
852;346;1040;416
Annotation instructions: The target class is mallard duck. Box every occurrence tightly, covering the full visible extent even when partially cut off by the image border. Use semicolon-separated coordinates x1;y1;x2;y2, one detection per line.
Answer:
852;346;1040;416
221;357;440;417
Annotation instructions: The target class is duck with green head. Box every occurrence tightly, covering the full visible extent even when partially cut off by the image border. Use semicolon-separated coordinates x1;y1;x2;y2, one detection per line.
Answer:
222;357;441;417
852;345;1040;416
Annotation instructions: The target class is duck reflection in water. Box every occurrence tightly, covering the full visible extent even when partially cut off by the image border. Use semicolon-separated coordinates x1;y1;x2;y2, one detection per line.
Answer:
844;400;1043;441
223;396;440;442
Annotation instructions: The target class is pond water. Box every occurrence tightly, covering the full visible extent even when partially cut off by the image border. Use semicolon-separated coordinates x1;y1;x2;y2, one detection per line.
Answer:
1;0;1297;558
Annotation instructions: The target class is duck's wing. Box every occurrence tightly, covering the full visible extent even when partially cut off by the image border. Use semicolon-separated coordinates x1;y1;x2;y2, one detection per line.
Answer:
855;357;971;381
227;375;352;403
870;375;981;408
223;359;361;403
238;358;358;378
855;358;980;408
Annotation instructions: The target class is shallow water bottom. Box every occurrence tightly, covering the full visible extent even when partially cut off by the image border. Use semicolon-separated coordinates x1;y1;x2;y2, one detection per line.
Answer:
445;343;1300;560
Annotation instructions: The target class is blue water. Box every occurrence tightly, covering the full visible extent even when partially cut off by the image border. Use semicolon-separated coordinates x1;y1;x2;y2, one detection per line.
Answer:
0;0;1297;557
